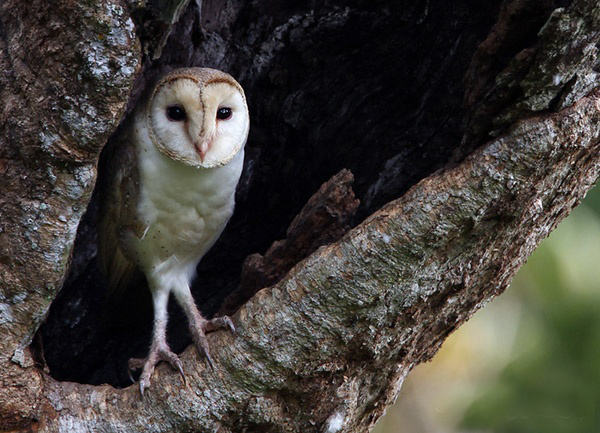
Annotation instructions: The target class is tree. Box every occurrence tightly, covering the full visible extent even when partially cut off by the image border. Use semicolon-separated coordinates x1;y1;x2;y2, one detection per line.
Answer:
1;0;599;431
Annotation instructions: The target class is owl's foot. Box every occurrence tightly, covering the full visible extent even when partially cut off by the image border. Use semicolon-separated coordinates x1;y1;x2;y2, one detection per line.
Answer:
190;315;236;369
128;342;185;397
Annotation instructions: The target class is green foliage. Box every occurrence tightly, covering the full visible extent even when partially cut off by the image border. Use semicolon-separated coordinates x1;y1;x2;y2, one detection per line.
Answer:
460;185;600;433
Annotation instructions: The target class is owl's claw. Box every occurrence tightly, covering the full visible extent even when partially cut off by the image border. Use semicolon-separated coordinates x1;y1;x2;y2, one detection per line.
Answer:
205;315;236;333
128;343;186;397
224;316;236;333
205;350;215;370
127;316;234;397
190;315;235;369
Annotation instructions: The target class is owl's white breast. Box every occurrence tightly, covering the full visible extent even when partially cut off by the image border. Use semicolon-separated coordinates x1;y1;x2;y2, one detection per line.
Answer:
125;117;244;288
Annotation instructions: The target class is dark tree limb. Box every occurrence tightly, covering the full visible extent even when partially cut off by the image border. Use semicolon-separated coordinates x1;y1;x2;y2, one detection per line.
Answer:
221;169;360;315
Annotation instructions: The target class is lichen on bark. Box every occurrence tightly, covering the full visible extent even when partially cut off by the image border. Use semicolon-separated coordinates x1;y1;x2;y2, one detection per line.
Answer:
0;0;140;428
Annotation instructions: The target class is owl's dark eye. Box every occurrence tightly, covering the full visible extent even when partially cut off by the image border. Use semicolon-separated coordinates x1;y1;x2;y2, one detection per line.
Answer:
216;107;232;120
166;105;186;121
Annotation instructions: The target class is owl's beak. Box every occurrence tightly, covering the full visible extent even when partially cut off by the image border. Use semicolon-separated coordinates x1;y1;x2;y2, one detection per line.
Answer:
194;140;210;162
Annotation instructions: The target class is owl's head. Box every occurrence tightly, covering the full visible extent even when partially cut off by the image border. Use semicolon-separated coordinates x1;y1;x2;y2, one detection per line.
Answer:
146;68;249;168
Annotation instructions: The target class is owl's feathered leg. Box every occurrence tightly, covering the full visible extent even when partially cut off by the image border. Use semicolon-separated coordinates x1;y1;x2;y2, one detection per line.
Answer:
173;285;235;368
128;288;185;396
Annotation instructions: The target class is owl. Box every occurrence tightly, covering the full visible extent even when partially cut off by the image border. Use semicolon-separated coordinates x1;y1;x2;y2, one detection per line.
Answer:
98;67;249;395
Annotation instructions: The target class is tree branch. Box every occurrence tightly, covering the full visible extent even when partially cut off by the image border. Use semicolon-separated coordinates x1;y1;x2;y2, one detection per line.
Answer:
36;89;600;432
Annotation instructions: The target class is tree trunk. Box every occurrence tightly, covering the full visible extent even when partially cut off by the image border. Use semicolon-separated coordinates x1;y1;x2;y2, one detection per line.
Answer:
1;0;599;431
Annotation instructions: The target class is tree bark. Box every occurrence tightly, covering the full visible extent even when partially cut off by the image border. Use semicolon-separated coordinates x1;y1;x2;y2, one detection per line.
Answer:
1;0;600;432
0;0;139;429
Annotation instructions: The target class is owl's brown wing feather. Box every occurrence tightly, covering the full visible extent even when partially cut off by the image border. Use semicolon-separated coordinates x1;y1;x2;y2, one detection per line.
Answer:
97;126;142;295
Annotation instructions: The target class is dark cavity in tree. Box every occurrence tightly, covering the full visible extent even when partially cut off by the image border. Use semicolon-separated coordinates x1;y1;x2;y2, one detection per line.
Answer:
40;0;505;388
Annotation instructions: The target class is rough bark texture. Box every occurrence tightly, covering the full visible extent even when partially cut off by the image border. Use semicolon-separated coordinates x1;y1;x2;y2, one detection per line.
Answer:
0;0;140;429
221;169;360;315
1;0;600;432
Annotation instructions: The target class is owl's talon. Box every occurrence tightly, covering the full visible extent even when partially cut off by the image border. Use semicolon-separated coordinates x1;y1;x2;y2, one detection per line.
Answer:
205;350;214;370
128;344;184;397
188;315;235;369
177;362;187;386
213;315;235;333
223;316;236;333
191;333;214;370
127;366;136;384
203;315;236;334
127;356;144;384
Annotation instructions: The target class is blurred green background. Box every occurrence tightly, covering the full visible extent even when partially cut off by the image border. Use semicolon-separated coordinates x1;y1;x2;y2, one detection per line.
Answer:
374;184;600;433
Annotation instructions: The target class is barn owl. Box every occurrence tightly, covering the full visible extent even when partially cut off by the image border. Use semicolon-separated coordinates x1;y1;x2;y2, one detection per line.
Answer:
98;67;249;395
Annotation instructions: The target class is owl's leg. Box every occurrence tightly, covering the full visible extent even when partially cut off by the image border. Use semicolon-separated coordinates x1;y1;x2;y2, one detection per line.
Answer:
128;288;185;396
173;285;235;368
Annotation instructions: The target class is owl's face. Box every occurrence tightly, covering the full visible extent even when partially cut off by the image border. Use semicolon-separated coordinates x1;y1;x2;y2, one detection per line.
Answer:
146;68;249;168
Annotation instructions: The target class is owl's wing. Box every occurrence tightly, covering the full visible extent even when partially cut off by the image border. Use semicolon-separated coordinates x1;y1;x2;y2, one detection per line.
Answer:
97;127;141;295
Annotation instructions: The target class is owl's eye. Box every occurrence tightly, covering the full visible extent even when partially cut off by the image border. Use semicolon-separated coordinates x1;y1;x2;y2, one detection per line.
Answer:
166;105;186;121
216;107;232;120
